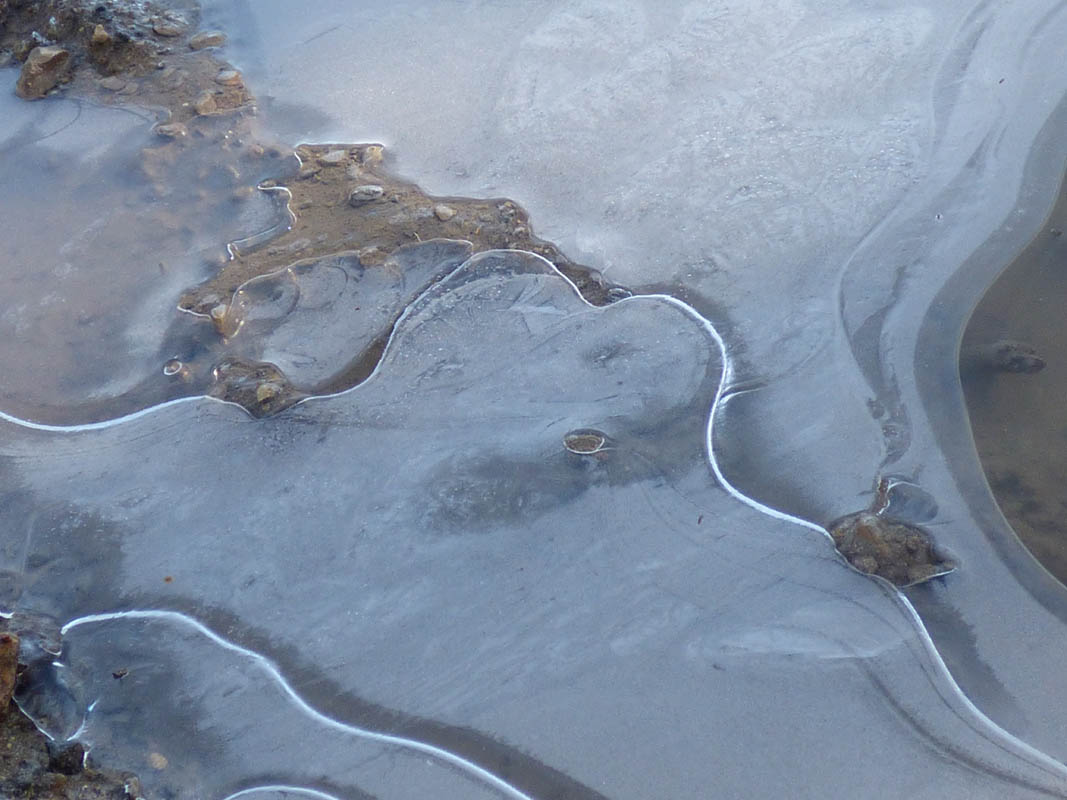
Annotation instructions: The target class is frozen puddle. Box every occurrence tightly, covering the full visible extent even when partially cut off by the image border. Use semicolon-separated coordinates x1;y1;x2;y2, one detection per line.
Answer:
4;247;1067;798
9;0;1067;796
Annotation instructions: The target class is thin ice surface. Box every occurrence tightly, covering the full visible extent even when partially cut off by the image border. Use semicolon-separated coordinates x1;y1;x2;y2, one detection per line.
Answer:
3;251;1066;798
0;67;287;423
222;239;473;390
197;0;1067;769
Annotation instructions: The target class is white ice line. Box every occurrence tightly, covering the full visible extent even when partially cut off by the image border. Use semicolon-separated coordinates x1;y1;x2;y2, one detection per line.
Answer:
222;786;342;800
0;396;202;433
61;610;535;800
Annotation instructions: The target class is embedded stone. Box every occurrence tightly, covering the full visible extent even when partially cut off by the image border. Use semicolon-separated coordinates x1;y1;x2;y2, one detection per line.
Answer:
189;30;227;50
349;184;384;206
15;46;70;100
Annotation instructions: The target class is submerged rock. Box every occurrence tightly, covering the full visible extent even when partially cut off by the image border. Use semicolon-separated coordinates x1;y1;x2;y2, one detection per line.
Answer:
209;357;306;417
960;339;1045;374
15;45;70;99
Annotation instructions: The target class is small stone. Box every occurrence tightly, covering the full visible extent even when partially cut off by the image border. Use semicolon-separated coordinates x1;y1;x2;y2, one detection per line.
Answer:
152;17;186;37
194;90;218;115
214;69;242;86
15;46;70;100
298;163;321;180
155;122;187;139
209;304;228;323
91;24;111;46
348;184;384;206
148;752;169;770
359;144;384;166
189;30;226;50
286;237;311;252
433;203;456;221
357;246;386;265
99;75;127;92
563;431;608;454
256;383;280;404
319;149;348;165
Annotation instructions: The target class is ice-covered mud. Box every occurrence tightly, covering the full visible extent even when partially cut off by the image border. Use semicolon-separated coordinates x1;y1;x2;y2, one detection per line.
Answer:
8;0;1067;798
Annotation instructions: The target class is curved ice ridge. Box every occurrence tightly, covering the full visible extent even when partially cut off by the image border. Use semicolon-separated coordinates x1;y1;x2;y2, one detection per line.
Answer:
3;249;1066;793
222;787;343;800
62;610;536;800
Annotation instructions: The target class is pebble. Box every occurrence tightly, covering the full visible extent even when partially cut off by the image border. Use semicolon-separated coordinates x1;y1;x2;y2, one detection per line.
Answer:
256;383;281;404
152;17;187;37
349;184;384;206
194;90;218;115
287;238;311;252
91;24;111;46
189;30;227;50
298;163;321;179
154;122;187;138
319;149;348;165
434;203;456;221
15;46;70;100
215;69;242;86
98;75;126;92
148;752;169;770
357;246;386;265
359;144;384;166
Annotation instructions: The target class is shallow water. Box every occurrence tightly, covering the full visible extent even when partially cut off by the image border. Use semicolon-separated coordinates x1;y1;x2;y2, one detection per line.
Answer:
7;1;1067;798
961;174;1067;585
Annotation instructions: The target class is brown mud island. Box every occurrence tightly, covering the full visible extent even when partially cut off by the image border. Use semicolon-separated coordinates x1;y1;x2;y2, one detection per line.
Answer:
2;0;624;421
828;477;956;588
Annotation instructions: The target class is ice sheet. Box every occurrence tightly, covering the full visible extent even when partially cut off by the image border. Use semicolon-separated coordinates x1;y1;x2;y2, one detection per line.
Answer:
6;251;1067;798
8;0;1067;797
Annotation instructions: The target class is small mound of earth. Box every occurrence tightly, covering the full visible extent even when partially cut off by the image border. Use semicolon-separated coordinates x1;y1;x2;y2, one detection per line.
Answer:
828;511;955;587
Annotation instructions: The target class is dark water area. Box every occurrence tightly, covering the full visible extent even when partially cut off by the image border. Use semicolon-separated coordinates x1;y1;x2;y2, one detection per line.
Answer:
962;169;1067;585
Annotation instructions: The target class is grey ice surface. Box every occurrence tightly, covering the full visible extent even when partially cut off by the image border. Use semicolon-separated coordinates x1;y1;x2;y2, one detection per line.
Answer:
6;0;1067;798
222;239;473;389
0;67;287;421
6;252;1067;800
